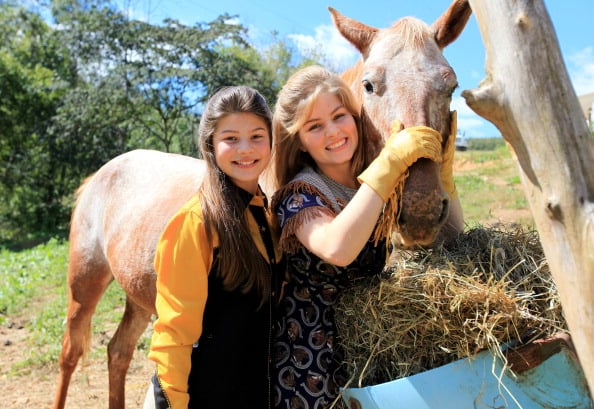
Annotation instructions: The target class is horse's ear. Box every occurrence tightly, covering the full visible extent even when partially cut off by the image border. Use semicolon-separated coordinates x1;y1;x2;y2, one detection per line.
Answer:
329;7;378;57
431;0;472;49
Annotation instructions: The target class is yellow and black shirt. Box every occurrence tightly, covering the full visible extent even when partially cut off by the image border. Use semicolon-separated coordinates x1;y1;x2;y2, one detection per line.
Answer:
149;183;284;409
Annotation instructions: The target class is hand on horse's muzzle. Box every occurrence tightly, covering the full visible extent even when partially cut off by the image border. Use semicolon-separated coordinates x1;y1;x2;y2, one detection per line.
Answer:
357;120;443;202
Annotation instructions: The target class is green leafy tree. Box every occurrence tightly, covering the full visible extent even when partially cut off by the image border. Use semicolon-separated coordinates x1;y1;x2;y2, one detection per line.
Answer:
0;4;73;242
0;0;318;245
49;1;251;154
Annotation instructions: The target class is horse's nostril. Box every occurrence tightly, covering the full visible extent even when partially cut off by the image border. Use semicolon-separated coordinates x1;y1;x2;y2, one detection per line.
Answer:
438;198;450;224
398;213;407;225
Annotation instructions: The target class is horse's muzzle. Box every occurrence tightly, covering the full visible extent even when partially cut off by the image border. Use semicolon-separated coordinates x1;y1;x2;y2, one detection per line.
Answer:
395;158;450;247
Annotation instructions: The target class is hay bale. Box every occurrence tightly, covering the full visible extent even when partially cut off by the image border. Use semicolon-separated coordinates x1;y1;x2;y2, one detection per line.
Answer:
335;224;567;388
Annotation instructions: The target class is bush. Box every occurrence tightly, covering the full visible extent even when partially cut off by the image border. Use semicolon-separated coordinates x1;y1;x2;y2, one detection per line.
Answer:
467;137;505;151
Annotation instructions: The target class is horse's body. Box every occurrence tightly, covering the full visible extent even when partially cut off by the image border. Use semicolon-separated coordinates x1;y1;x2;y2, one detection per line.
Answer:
53;151;206;409
52;1;470;408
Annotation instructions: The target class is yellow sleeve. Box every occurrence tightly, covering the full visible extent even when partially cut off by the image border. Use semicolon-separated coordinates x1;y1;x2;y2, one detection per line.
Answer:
148;197;213;409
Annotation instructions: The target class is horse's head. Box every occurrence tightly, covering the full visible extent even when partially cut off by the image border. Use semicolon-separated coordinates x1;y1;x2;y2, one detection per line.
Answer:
330;0;471;248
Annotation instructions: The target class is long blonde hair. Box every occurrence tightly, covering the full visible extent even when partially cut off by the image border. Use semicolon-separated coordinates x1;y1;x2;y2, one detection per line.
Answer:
197;86;272;303
272;65;370;189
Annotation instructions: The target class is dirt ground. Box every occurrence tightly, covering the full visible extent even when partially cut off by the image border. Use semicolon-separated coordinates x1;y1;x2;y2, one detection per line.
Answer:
1;317;154;408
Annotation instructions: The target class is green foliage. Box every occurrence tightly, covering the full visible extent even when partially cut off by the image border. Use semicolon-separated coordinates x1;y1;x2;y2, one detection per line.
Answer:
465;143;508;164
0;1;305;246
456;143;533;228
466;137;506;151
0;5;73;242
0;238;67;323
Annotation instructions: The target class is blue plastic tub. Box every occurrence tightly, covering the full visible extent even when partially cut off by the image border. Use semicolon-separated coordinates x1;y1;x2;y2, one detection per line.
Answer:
341;333;593;409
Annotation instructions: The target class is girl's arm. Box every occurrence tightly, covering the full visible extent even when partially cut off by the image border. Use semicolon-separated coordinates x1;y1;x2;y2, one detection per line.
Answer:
149;198;213;409
296;125;443;266
295;183;383;266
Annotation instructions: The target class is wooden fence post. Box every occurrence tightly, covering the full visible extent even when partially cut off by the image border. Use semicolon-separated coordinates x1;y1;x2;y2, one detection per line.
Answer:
462;0;594;395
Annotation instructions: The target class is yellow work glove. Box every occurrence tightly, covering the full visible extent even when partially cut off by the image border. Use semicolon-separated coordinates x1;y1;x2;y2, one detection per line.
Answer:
440;111;458;201
358;120;443;202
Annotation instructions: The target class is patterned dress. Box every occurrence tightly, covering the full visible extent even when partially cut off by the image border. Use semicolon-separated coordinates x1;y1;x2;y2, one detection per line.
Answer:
272;167;388;409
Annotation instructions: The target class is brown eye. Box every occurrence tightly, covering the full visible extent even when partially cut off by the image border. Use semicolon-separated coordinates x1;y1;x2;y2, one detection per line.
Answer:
362;79;375;94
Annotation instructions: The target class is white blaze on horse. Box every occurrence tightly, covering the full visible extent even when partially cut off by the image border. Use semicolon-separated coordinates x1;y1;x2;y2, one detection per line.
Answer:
52;1;471;408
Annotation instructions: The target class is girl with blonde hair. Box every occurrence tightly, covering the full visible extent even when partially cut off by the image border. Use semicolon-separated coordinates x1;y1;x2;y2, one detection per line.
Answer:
271;65;445;408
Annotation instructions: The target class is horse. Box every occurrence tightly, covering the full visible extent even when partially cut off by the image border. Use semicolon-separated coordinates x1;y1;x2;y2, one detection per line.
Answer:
329;1;470;246
52;1;471;408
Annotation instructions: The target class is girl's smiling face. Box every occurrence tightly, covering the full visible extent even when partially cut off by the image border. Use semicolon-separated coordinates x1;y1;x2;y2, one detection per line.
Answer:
298;92;358;183
213;112;271;194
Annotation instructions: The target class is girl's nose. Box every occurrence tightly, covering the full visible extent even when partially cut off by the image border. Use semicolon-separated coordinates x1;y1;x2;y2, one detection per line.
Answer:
325;122;338;137
237;138;253;152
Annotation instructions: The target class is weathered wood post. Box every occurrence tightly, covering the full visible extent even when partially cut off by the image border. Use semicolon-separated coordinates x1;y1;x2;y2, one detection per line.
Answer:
462;0;594;395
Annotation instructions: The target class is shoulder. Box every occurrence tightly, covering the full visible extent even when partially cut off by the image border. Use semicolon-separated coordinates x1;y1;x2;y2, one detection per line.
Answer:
273;181;331;223
272;168;333;212
272;171;337;247
169;193;212;227
160;193;218;248
178;194;204;217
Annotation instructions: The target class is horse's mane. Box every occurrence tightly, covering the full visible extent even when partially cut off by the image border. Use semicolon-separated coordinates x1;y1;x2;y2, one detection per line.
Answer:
393;17;432;50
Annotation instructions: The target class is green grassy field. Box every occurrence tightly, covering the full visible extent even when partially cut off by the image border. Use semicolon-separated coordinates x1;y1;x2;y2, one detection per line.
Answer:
455;141;534;228
0;140;532;374
0;239;146;373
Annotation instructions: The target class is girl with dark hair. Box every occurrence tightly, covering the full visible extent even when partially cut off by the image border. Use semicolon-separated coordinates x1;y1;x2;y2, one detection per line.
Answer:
145;85;284;409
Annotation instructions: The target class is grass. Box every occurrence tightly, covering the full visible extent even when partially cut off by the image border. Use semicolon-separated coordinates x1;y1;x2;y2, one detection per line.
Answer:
455;143;534;228
0;140;531;373
0;238;68;323
0;238;148;373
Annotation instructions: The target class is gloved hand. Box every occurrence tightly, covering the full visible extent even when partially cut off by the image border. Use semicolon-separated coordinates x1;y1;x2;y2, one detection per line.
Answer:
440;111;458;201
358;120;443;202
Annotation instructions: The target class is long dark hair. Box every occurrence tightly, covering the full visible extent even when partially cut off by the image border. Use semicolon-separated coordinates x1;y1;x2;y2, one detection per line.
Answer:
197;86;272;303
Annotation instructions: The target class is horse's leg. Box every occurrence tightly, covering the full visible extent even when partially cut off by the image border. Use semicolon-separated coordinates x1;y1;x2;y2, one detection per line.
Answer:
53;261;112;409
107;298;152;409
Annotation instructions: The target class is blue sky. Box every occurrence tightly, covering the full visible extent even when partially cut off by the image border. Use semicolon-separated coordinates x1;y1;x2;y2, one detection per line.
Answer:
126;0;593;138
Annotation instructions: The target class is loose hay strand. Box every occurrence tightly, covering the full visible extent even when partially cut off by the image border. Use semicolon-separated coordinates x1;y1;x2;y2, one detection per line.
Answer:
335;224;566;387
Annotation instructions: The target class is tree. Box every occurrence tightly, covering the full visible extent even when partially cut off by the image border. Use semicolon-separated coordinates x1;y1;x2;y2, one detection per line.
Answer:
0;4;73;241
49;1;251;154
463;0;594;395
47;0;312;156
0;0;312;244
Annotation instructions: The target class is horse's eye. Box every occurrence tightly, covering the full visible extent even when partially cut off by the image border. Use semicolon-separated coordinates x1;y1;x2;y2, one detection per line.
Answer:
362;79;375;94
449;83;459;98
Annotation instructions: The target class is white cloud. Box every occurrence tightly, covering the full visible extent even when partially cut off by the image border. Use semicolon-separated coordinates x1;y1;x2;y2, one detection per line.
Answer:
288;24;358;71
566;47;594;96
